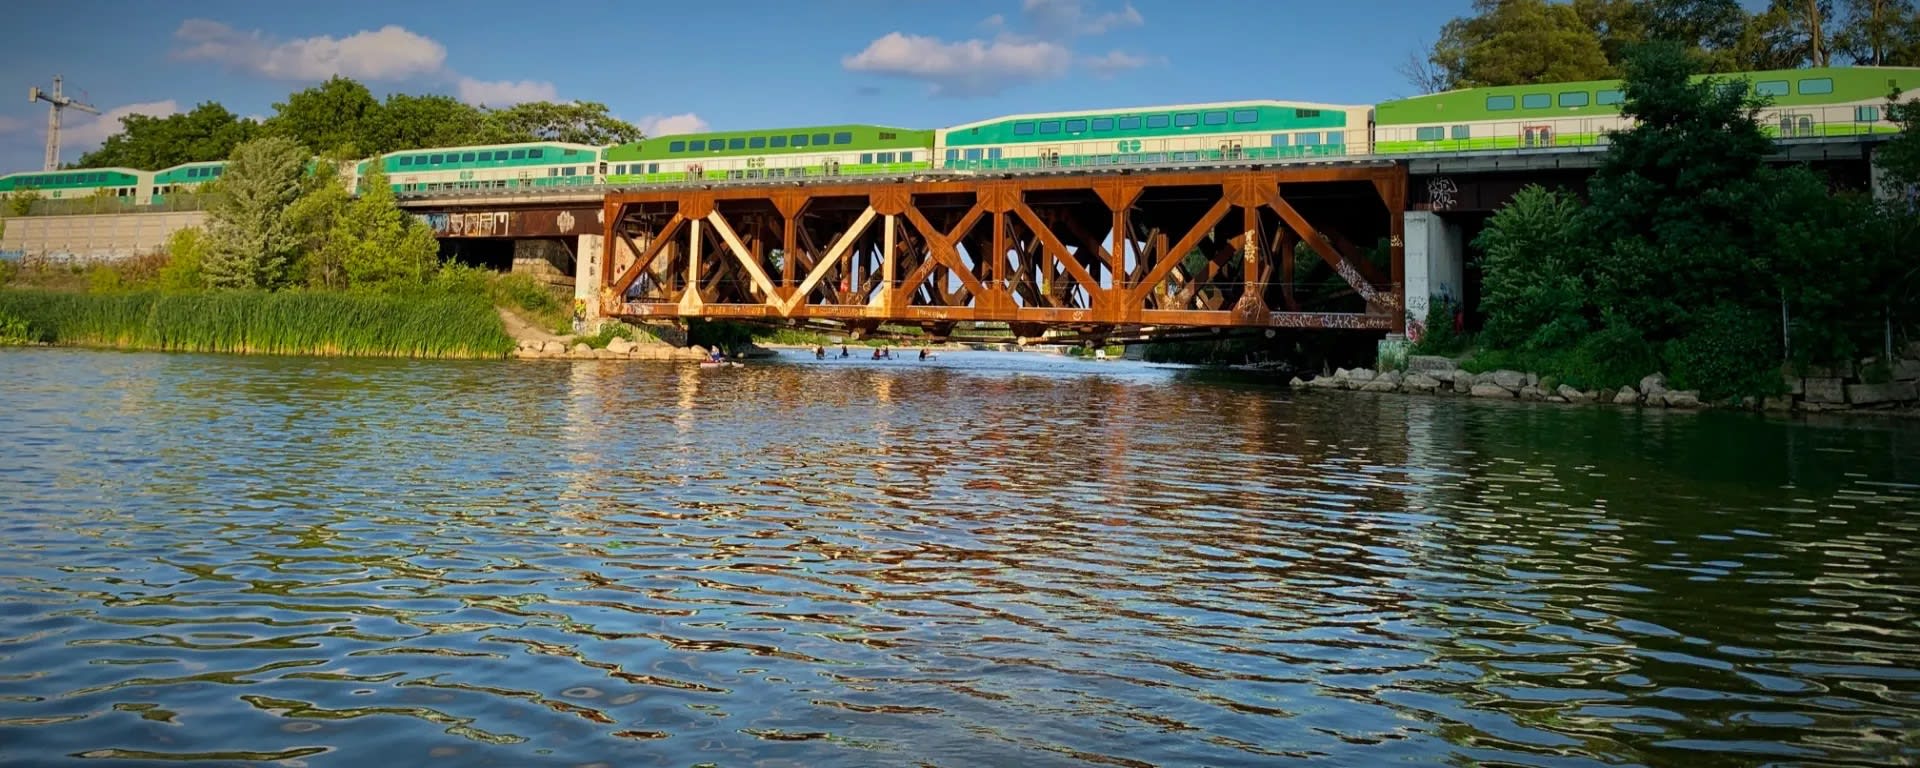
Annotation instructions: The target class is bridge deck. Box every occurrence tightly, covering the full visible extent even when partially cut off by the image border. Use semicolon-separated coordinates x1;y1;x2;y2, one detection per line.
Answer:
596;165;1408;339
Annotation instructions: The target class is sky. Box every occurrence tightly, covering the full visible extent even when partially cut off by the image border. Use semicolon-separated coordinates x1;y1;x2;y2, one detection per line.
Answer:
2;0;1509;174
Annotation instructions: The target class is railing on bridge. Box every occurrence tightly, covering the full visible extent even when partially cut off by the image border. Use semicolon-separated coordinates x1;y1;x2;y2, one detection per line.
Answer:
597;166;1409;340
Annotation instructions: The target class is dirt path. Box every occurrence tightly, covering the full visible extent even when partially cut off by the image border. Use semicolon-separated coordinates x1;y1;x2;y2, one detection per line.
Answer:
497;307;568;346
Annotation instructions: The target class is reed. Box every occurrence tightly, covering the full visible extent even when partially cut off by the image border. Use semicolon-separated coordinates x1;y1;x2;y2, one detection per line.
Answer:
0;288;515;359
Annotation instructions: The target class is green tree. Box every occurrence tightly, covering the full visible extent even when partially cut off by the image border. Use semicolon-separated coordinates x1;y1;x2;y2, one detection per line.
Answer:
1834;0;1920;64
1473;185;1592;350
1641;0;1753;71
1427;0;1619;89
77;103;258;170
7;191;42;216
365;93;503;155
157;226;208;291
1736;0;1836;69
266;76;382;158
202;137;310;289
333;165;441;287
1877;88;1920;193
284;160;355;289
484;101;642;145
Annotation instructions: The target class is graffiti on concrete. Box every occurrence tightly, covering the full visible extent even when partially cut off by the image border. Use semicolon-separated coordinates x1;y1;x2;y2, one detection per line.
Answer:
1426;177;1459;211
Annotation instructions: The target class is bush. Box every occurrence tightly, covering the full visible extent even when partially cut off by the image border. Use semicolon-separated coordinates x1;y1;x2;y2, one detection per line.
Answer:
1665;304;1784;402
158;228;208;292
0;310;36;344
1409;295;1468;356
1473;185;1590;350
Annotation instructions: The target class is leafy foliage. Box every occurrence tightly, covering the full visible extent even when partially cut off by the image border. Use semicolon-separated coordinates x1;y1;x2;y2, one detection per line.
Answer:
158;227;208;292
77;103;259;170
7;191;42;216
202;137;310;289
483;101;641;145
329;166;441;288
1473;185;1591;350
1429;0;1617;89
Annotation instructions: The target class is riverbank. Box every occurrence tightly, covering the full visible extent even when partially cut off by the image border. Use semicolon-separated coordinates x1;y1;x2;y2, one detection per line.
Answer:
1292;353;1920;415
0;287;514;359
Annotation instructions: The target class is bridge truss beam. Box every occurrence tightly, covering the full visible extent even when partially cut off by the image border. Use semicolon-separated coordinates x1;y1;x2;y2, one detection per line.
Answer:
599;166;1406;340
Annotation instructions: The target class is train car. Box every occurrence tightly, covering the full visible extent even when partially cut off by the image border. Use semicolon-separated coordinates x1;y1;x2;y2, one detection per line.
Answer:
360;142;605;195
935;100;1373;172
0;167;151;206
1374;66;1920;154
602;125;935;184
150;161;228;206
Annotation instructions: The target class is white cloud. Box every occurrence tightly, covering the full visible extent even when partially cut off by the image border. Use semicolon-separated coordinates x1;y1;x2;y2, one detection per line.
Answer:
63;101;183;148
456;77;558;106
843;33;1072;97
635;113;709;137
173;20;446;81
1082;50;1155;77
1022;0;1143;37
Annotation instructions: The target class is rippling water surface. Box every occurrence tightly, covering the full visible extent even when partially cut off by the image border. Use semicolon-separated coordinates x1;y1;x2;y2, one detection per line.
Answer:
2;347;1917;767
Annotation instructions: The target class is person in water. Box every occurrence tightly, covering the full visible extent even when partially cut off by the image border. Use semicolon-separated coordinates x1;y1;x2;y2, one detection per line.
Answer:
918;348;928;360
814;345;826;359
839;345;850;358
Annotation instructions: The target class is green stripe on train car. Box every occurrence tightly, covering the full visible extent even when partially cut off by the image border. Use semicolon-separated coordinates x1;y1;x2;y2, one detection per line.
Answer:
1;168;145;192
1376;66;1920;126
604;125;935;162
942;103;1355;147
378;143;601;174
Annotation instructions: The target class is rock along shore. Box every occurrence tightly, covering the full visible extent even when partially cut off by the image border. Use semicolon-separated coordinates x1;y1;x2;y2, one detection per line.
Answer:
1290;352;1920;414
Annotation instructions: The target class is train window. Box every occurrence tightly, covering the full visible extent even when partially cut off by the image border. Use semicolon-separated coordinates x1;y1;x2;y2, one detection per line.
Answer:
1597;90;1624;105
1756;80;1788;96
901;151;913;162
813;133;831;145
1092;117;1114;131
860;153;874;164
1296;132;1321;146
791;134;808;147
1295;109;1321;118
1486;95;1515;111
1857;106;1881;121
1203;111;1227;125
1014;122;1036;135
1521;93;1549;109
988;148;1002;160
479;152;493;161
1270;134;1288;147
965;148;983;160
398;157;413;166
1324;131;1343;146
528;149;544;158
649;163;659;173
1174;113;1199;127
669;141;686;152
458;152;473;162
1798;77;1833;95
614;164;625;174
1559;91;1589;107
946;149;960;162
750;137;767;149
834;132;853;144
880;132;895;140
1451;125;1471;139
511;150;527;159
690;140;706;151
1233;109;1258;124
768;136;785;148
1118;116;1142;130
1039;121;1061;134
729;138;747;150
1065;119;1087;132
548;169;559;177
1416;127;1445;141
1146;115;1170;128
563;167;577;176
878;152;895;163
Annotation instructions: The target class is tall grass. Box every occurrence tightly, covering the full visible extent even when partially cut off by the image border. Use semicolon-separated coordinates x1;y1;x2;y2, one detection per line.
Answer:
0;288;514;359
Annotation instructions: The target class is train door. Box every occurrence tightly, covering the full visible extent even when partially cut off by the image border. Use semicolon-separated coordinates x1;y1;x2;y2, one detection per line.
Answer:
1778;112;1814;138
1039;147;1061;168
1220;140;1243;161
1523;125;1555;148
824;159;840;177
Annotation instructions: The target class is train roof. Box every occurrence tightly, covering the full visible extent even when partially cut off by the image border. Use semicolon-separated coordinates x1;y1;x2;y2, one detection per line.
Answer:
941;99;1368;133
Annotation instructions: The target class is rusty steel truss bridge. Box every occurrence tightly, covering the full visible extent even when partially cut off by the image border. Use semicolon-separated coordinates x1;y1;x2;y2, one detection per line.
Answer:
596;163;1408;342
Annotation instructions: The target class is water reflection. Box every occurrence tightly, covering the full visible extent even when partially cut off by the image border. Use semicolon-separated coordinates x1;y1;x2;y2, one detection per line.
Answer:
0;347;1915;766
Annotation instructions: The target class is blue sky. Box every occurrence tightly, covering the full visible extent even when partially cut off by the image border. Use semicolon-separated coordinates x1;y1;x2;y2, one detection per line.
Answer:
1;0;1563;173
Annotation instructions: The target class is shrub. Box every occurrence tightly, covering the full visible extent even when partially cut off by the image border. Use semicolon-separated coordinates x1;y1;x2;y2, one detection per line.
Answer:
158;228;208;292
1409;295;1468;356
1665;304;1785;402
1473;185;1590;350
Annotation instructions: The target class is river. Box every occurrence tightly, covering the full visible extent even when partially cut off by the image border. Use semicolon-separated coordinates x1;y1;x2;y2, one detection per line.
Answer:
1;347;1916;767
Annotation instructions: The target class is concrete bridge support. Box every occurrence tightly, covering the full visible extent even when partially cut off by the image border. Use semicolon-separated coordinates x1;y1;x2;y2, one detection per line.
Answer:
1403;211;1465;343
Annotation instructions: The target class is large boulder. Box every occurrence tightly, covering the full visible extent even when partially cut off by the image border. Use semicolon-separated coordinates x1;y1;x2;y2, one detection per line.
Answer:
1452;370;1475;393
571;343;592;355
1804;377;1846;404
542;340;568;355
1405;355;1458;374
1662;390;1703;408
1345;368;1377;385
1892;358;1920;382
1361;371;1403;392
1489;369;1528;392
1613;386;1640;405
607;337;636;354
1470;382;1516;399
1556;384;1590;403
1289;377;1306;388
1640;372;1668;399
1404;372;1443;392
1847;381;1918;406
1518;385;1546;401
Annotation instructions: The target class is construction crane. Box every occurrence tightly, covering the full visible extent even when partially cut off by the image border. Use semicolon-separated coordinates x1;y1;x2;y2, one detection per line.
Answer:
28;75;99;171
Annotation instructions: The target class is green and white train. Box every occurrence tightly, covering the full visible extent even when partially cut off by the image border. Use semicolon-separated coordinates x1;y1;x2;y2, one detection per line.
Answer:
4;65;1916;207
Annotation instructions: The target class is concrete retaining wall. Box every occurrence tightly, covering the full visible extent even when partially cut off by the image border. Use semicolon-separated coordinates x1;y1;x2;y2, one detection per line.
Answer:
0;211;207;262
